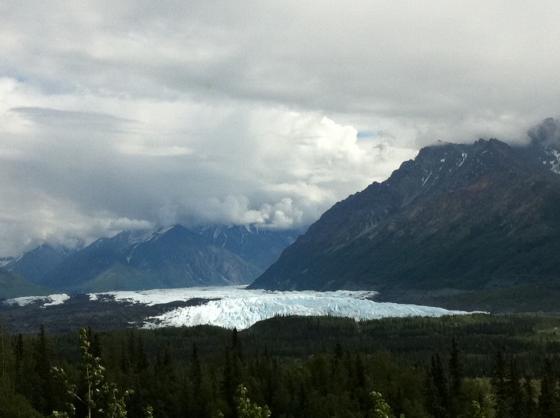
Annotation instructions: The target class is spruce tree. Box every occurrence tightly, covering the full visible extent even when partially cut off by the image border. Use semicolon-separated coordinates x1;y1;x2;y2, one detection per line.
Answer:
223;348;237;418
448;338;463;417
32;325;54;414
508;359;523;418
429;354;449;418
191;343;202;391
492;350;508;418
135;334;148;372
523;377;537;418
13;333;24;392
539;358;558;418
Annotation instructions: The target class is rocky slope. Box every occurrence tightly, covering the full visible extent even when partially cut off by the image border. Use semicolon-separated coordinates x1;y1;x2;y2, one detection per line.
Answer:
251;120;560;311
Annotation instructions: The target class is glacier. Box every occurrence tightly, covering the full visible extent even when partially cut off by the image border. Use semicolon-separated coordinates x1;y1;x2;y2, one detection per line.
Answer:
4;287;473;329
4;293;70;308
90;286;471;330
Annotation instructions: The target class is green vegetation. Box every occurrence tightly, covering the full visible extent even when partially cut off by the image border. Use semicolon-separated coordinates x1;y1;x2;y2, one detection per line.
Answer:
2;314;560;416
381;284;560;312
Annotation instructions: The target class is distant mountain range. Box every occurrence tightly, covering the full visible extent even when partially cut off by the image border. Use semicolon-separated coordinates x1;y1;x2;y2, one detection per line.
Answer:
0;268;47;299
2;224;300;295
7;244;75;284
252;119;560;311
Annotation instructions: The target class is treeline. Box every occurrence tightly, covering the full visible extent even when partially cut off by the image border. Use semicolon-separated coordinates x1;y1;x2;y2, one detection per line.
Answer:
2;314;560;416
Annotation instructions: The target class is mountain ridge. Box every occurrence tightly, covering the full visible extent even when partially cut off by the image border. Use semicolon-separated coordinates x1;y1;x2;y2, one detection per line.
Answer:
8;224;301;293
250;125;560;311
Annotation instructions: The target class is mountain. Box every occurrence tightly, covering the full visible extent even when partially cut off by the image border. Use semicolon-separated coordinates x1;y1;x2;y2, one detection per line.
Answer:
251;120;560;310
5;244;74;284
0;268;47;299
194;225;300;270
0;257;14;267
41;224;299;292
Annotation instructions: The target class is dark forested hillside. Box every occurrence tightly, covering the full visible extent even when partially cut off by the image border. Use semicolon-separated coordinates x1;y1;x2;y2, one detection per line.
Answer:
2;314;560;417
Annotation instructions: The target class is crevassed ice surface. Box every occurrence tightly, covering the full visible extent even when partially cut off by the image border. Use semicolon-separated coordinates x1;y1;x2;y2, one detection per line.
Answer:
90;286;377;305
90;286;469;330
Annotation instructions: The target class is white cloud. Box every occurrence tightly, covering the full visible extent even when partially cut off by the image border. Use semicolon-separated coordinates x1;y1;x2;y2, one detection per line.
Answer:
0;77;416;254
1;1;559;255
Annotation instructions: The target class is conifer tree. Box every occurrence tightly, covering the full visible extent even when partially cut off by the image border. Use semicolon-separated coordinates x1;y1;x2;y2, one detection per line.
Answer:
523;377;537;418
448;338;463;417
539;358;558;418
223;348;237;418
13;333;23;367
32;325;54;414
135;334;148;372
508;359;523;418
184;342;204;417
428;354;449;418
13;333;24;392
492;350;508;418
119;345;130;374
87;328;102;359
191;342;202;391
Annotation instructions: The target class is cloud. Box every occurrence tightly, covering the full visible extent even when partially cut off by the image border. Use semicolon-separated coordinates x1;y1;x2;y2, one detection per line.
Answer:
0;79;416;254
1;1;560;254
528;118;560;148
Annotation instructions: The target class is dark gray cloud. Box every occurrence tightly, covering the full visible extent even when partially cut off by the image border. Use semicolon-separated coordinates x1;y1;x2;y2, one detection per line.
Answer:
1;1;560;255
10;107;135;129
529;118;560;148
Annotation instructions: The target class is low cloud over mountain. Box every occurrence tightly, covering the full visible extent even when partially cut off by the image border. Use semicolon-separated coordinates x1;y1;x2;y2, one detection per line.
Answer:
2;1;560;255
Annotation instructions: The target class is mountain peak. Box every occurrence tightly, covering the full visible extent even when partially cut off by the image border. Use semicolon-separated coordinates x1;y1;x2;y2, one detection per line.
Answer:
381;138;526;207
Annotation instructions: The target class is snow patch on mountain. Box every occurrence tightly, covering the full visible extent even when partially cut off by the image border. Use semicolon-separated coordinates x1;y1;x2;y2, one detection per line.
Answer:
0;257;14;267
549;149;560;174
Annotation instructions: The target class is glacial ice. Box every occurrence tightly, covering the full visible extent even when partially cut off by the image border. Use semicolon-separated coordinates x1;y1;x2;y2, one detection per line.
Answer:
4;293;70;308
4;287;471;329
88;286;470;330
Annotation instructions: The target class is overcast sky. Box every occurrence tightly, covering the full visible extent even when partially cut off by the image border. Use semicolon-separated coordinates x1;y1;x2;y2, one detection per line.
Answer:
1;1;560;255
